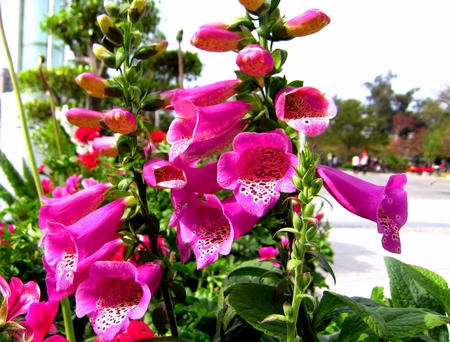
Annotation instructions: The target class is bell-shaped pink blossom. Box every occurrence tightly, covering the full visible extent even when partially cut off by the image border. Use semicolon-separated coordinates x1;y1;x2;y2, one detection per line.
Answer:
167;99;250;163
285;9;331;38
217;129;298;217
0;275;40;323
92;136;119;157
275;86;337;136
103;108;138;135
169;160;222;227
39;182;113;234
162;79;241;109
316;165;408;253
178;194;258;268
42;197;133;300
143;158;187;189
75;260;162;341
66;108;105;128
191;25;243;52
236;44;274;77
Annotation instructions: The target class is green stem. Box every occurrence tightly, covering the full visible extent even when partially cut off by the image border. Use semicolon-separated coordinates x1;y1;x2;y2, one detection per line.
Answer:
159;283;179;337
0;3;43;198
60;297;76;342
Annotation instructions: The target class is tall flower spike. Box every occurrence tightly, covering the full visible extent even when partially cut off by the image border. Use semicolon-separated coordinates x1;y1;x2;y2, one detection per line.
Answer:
274;86;337;137
191;25;243;52
217;129;299;217
75;261;162;341
316;165;408;253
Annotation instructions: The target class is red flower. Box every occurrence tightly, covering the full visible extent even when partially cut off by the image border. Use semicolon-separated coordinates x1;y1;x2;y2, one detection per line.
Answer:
78;151;101;171
149;129;166;143
75;127;101;144
41;178;54;195
38;165;46;174
93;320;155;342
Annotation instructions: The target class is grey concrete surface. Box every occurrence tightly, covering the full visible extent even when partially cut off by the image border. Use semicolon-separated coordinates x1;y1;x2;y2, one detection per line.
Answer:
316;171;450;298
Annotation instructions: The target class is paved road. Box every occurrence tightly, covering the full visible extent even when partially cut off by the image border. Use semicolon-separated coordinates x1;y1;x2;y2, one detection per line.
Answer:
318;171;450;230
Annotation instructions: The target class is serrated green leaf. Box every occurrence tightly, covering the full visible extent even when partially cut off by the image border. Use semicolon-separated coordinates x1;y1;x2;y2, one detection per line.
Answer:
385;257;446;314
225;283;287;339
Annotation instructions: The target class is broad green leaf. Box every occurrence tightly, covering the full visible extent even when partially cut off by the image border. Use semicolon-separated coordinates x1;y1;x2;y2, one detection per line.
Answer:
225;283;288;340
227;260;283;279
339;313;379;342
385;257;446;314
307;250;336;285
312;292;388;339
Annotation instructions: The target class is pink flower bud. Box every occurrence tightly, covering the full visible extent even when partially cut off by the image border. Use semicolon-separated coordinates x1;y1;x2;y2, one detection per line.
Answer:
92;136;119;157
75;72;110;98
238;0;264;12
103;108;137;134
66;107;104;128
191;26;243;52
285;9;330;37
236;44;274;77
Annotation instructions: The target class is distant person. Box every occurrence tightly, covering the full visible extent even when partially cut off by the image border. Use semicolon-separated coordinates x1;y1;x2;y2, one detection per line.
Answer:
372;156;379;172
360;152;369;174
434;156;442;176
332;155;339;168
352;155;360;173
327;152;334;167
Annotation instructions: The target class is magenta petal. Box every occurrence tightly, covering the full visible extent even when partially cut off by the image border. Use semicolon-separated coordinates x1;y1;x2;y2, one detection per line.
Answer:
143;158;187;189
316;165;408;253
25;301;59;342
39;182;112;233
217;129;298;217
75;261;156;341
222;196;259;239
0;275;40;321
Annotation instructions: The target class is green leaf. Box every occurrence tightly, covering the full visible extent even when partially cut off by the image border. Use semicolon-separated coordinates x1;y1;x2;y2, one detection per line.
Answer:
0;150;29;198
307;251;336;285
227;260;283;279
225;283;287;340
312;292;388;339
385;257;447;314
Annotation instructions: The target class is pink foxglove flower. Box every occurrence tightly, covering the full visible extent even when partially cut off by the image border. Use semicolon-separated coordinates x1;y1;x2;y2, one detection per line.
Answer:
284;9;331;38
178;194;258;268
275;86;337;137
0;275;40;323
191;25;243;52
92;136;119;157
103;108;138;135
143;158;187;189
167;99;250;163
236;44;274;77
316;165;408;253
66;107;104;128
39;182;113;233
217;129;298;217
163;79;241;109
42;197;133;300
169;160;222;227
75;260;162;341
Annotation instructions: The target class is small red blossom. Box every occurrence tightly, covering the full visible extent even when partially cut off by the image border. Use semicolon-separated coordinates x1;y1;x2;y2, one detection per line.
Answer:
150;129;167;143
78;151;101;171
75;127;101;144
93;320;155;342
38;165;46;174
41;178;54;195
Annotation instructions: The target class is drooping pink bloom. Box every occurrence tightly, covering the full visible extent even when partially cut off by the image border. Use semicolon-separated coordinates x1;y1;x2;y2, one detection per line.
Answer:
143;158;187;189
284;9;331;38
75;260;163;341
162;79;241;109
0;275;40;323
22;301;59;342
41;197;132;299
274;86;337;137
39;182;113;232
178;194;258;268
236;44;274;77
167;99;250;163
169;160;223;227
103;108;138;135
66;107;105;129
191;25;243;52
92;136;119;157
316;165;408;253
217;129;299;217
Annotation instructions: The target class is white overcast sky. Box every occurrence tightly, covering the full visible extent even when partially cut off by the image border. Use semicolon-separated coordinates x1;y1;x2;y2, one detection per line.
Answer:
1;0;449;103
157;0;450;103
